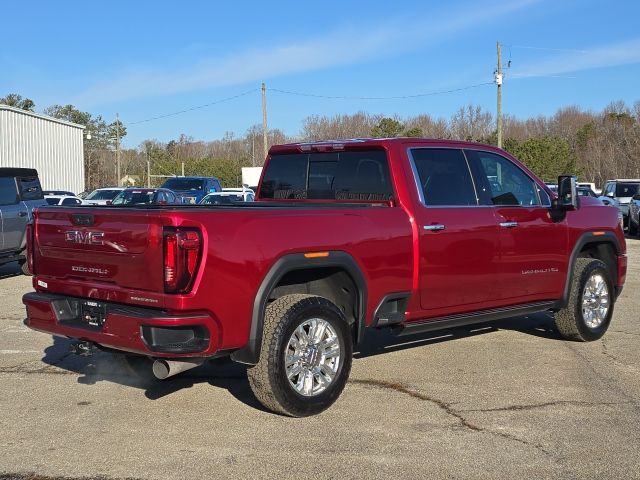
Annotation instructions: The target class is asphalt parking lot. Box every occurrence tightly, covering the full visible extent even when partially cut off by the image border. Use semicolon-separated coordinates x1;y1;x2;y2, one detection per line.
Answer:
1;240;639;480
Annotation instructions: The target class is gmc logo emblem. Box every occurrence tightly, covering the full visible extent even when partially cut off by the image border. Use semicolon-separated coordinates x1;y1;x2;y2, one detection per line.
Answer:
65;230;105;246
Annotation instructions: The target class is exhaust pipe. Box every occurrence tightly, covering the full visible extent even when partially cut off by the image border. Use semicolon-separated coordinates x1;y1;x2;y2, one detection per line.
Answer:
152;358;205;380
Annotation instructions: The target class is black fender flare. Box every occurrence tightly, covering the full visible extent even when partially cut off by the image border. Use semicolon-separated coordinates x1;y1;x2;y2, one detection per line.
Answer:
230;251;368;365
558;231;622;307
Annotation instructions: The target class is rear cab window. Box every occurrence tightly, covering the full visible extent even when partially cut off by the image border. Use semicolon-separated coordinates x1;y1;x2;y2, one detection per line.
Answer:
18;176;43;201
259;150;394;201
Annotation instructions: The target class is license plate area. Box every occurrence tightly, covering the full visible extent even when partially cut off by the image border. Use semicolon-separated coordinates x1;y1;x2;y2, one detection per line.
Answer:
53;298;106;331
81;301;107;328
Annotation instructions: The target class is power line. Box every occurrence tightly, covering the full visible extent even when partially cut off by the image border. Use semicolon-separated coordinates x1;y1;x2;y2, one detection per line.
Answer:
127;89;259;126
267;82;493;100
125;81;494;127
508;44;589;54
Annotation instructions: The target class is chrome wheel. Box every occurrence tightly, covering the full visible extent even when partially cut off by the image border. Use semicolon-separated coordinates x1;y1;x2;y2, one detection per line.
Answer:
285;318;341;397
581;272;610;329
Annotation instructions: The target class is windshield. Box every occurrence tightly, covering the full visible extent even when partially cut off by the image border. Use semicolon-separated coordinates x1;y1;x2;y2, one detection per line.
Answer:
86;189;122;200
112;190;155;205
162;178;205;191
45;197;60;205
615;183;640;197
201;194;242;205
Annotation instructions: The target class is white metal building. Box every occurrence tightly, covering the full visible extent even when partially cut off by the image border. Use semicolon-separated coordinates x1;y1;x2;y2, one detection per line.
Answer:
0;105;85;194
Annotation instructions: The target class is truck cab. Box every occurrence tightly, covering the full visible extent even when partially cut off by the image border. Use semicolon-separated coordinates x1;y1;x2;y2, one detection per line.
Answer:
0;168;46;271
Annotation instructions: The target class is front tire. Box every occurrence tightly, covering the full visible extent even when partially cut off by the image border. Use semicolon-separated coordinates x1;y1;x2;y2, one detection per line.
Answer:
247;294;353;417
554;258;614;341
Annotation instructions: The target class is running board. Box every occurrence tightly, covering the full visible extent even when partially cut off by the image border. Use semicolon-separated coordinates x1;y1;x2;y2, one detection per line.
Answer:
393;301;557;337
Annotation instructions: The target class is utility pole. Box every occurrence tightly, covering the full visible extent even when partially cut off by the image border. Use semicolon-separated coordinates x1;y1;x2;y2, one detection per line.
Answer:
495;42;503;149
181;162;185;177
146;150;151;188
261;82;268;162
115;113;121;186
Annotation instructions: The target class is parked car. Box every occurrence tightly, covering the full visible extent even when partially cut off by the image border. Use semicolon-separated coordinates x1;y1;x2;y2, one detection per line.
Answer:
111;188;181;206
199;187;255;205
43;190;75;197
578;182;601;195
82;187;125;206
600;179;640;227
44;195;83;206
577;186;598;198
0;168;46;274
23;139;626;417
160;176;222;204
629;194;640;236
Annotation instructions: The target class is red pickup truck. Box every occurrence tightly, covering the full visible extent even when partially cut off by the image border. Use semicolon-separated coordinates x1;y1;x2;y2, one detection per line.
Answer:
23;138;627;416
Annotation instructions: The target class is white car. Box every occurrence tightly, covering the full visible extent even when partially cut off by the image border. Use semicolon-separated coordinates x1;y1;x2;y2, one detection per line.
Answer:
82;187;126;206
577;182;601;195
44;194;83;206
199;187;255;205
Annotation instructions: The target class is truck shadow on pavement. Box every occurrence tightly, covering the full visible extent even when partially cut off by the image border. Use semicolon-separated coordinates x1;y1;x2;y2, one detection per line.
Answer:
40;312;561;410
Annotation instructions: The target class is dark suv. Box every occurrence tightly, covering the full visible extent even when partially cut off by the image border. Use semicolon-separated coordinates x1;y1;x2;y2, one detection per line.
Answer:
160;177;222;204
0;168;46;273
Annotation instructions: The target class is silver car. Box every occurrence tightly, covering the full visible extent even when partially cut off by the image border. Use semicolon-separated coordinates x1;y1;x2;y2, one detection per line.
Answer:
629;193;640;237
0;168;47;273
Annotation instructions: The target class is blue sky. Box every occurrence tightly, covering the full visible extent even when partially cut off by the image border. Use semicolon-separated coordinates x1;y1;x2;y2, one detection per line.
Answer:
3;0;640;147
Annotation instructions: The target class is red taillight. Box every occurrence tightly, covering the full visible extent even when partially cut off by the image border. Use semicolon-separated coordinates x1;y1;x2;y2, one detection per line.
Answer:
163;228;202;293
25;222;34;275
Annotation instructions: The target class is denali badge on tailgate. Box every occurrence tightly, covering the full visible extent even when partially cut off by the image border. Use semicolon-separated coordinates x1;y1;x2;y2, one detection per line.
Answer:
65;230;105;246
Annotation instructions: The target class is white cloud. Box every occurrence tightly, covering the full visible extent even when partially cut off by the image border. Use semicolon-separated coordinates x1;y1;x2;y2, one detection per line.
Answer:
511;38;640;78
74;0;540;105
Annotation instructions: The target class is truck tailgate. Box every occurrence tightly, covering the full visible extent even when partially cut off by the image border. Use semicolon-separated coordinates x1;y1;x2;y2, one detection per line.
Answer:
33;207;166;292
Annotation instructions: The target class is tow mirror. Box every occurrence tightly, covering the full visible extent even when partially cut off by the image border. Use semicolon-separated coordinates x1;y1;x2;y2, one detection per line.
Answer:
556;175;579;210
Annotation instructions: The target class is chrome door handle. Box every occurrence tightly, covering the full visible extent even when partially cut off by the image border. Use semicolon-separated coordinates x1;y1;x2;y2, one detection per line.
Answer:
423;224;445;231
499;221;518;228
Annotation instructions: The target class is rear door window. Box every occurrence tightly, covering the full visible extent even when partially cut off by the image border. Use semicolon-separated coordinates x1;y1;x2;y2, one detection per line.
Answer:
0;178;19;205
410;148;477;206
260;150;393;201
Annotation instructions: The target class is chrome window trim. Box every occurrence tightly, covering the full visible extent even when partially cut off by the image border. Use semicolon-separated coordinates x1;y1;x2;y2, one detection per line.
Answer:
407;147;480;208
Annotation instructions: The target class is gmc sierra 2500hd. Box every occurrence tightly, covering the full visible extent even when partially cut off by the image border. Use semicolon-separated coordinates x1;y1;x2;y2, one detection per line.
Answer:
23;138;626;416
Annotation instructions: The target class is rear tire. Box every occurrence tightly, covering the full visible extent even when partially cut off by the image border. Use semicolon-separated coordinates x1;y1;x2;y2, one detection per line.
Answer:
247;294;352;417
554;258;614;341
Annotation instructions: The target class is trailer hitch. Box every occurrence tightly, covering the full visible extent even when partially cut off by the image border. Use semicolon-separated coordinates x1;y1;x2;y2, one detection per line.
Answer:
69;341;95;356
